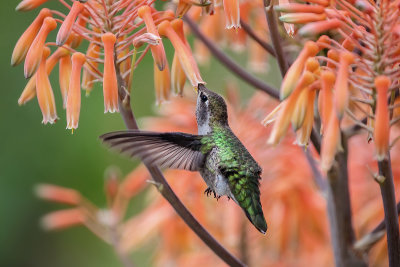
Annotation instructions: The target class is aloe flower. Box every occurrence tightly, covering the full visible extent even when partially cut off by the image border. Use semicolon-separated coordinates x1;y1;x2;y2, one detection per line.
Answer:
12;0;203;130
265;0;400;168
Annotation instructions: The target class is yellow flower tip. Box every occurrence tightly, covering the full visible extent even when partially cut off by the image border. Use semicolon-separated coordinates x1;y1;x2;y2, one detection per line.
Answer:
56;1;84;46
41;209;85;231
24;17;56;78
374;75;391;161
11;8;52;67
16;0;49;12
66;52;86;130
299;19;341;38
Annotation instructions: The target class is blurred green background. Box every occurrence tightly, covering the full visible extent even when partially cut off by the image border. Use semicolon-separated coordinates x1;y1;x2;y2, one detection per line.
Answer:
0;1;281;266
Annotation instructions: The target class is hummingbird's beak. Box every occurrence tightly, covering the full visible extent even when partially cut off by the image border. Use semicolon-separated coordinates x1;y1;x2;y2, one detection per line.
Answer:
196;83;207;93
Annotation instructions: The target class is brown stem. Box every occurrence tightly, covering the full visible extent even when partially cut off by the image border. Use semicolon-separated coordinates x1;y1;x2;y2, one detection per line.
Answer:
114;64;245;267
262;0;289;76
239;19;276;58
377;157;400;267
184;15;280;99
326;134;367;267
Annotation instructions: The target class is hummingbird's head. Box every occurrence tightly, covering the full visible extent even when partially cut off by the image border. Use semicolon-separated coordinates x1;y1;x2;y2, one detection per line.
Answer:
196;84;228;134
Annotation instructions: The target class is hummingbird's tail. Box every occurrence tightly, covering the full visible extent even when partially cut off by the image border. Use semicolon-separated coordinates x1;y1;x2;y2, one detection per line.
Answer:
243;194;268;234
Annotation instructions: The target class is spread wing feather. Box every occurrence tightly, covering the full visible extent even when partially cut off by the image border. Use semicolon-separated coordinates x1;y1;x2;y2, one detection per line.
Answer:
100;131;206;171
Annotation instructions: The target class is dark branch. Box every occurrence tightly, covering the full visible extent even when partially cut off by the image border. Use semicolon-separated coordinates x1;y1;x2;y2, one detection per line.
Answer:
184;15;280;100
377;157;400;267
262;0;289;76
239;19;276;57
115;66;245;267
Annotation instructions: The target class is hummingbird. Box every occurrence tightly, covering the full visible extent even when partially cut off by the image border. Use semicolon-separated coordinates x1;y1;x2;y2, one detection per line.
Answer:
100;84;267;234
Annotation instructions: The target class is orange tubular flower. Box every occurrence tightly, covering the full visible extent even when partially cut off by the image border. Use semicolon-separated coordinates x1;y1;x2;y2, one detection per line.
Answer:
321;110;341;171
101;33;119;113
82;32;101;94
223;0;240;29
59;53;72;108
138;5;167;71
319;71;335;134
36;47;58;124
171;54;186;95
66;52;86;131
19;47;69;105
268;71;315;144
274;3;325;13
41;208;85;231
279;13;326;24
158;20;204;87
24;17;56;78
280;41;319;99
154;63;171;104
334;51;354;119
298;19;341;37
35;184;81;205
16;0;49;11
56;1;84;46
373;76;391;161
11;8;51;66
296;89;316;146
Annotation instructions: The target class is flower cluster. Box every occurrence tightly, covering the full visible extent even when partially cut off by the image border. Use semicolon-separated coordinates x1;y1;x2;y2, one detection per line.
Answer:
12;0;208;130
265;0;400;169
35;91;399;266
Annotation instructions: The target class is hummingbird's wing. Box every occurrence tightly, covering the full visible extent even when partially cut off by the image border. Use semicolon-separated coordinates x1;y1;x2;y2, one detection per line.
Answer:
100;130;206;171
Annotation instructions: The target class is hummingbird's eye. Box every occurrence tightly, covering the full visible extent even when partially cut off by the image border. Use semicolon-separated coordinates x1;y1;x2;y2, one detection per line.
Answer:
200;93;208;102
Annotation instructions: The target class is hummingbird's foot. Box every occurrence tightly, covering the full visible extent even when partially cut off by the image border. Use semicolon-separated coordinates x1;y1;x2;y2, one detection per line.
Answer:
204;187;213;197
204;187;221;200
